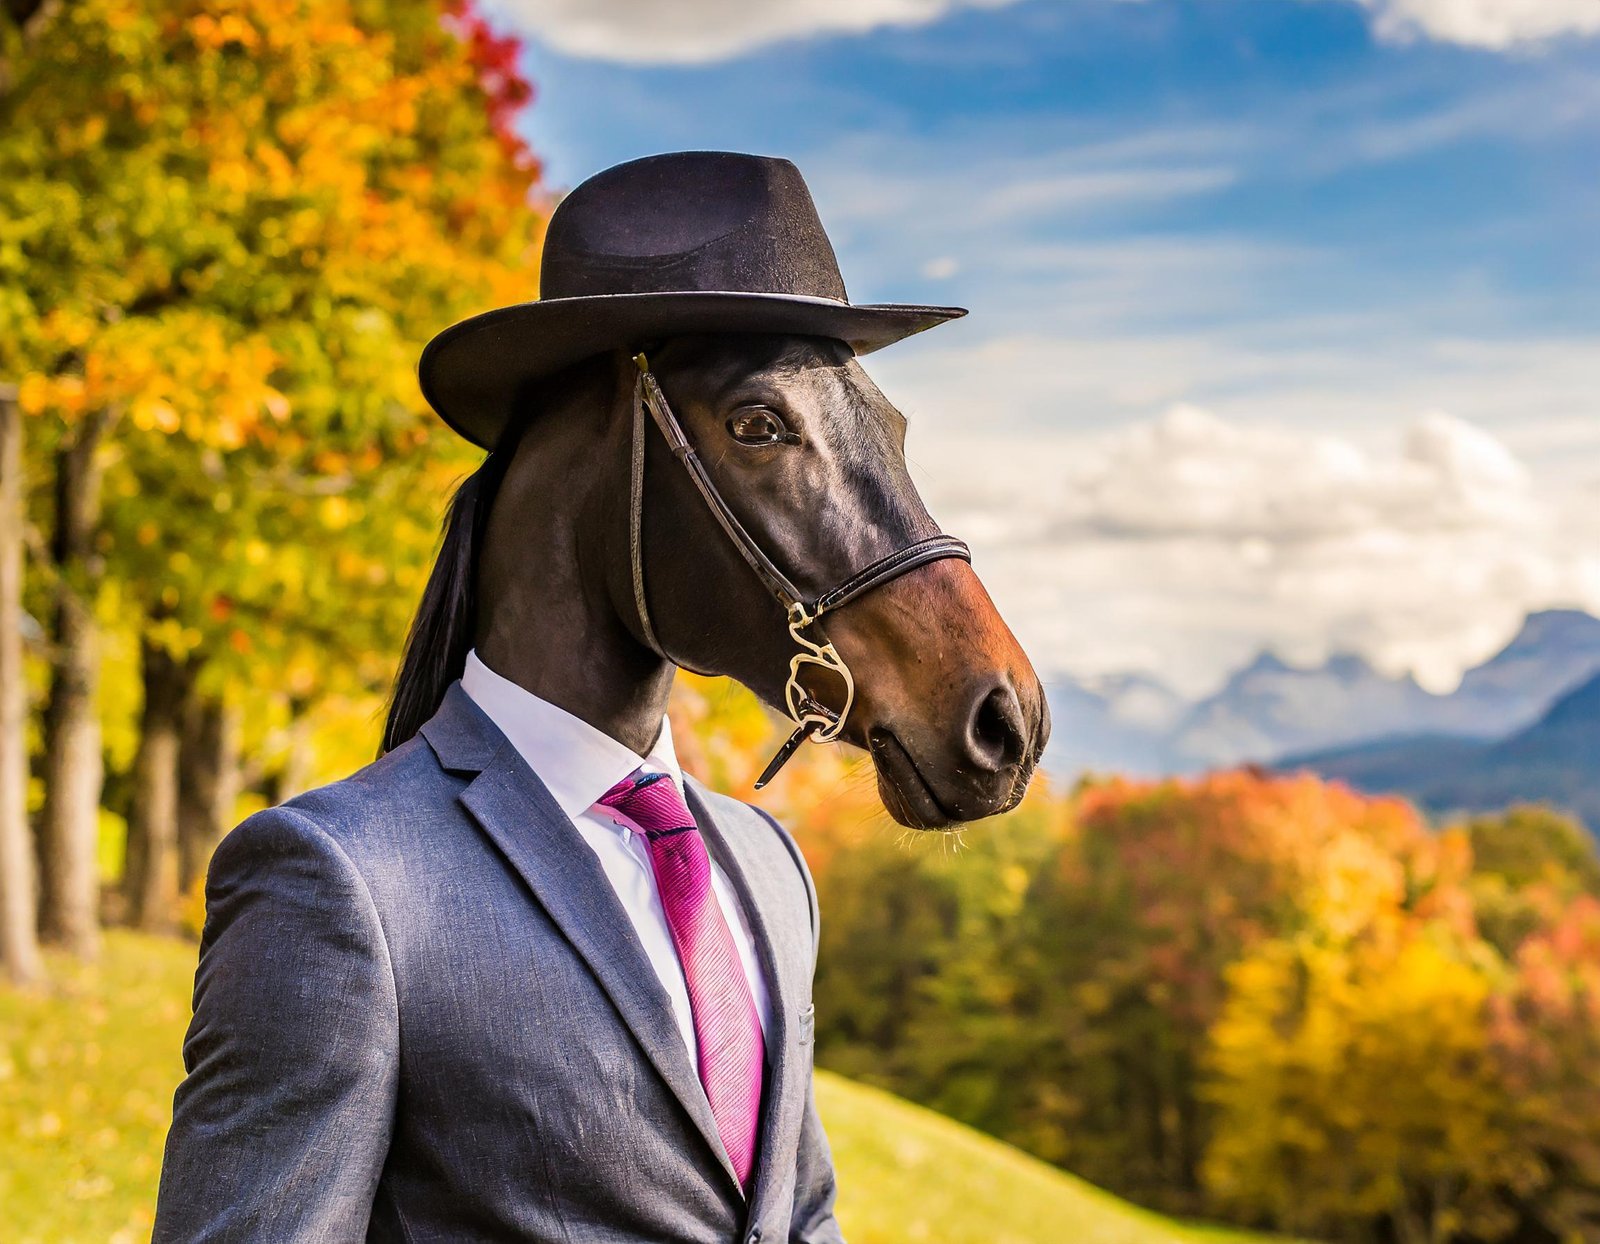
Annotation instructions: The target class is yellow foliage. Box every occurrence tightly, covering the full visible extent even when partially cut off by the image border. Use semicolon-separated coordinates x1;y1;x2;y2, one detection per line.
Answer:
1204;930;1517;1240
0;0;545;731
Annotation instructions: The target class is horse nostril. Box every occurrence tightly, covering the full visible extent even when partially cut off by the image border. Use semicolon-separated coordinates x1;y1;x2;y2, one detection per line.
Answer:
966;682;1028;773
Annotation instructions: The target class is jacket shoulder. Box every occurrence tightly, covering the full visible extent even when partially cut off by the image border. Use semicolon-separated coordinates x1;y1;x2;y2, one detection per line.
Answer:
229;732;460;860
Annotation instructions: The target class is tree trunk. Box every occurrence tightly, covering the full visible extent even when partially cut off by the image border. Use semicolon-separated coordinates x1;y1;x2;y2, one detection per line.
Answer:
37;406;110;958
0;388;43;984
178;685;239;894
124;639;187;933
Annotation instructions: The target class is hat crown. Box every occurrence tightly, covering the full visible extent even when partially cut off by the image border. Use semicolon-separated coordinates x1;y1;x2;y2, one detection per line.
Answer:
540;152;849;303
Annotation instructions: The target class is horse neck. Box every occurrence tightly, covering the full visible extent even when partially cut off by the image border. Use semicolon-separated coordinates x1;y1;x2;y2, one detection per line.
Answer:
473;356;676;756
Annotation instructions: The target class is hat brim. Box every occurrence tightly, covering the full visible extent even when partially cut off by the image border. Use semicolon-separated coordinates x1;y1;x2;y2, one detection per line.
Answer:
418;291;967;450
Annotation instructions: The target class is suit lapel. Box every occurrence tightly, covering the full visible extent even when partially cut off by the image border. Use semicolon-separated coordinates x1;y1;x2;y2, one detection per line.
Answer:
686;779;811;1229
423;685;742;1193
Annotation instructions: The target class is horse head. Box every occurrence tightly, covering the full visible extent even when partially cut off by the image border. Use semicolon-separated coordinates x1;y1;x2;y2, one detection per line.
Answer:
389;334;1048;831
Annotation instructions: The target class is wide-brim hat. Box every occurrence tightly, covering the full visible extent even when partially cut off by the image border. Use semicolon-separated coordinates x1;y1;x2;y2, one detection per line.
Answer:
418;151;966;449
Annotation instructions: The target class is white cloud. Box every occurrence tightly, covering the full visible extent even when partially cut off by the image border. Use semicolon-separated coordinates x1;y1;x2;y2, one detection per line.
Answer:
1354;0;1600;48
481;0;997;64
902;405;1600;694
1059;405;1535;539
486;0;1600;63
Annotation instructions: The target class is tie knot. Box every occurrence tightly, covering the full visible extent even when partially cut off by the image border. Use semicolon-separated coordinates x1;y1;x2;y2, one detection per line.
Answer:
597;769;696;838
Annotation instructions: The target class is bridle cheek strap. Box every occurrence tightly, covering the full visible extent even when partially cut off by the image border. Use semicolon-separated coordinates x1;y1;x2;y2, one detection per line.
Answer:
628;354;972;787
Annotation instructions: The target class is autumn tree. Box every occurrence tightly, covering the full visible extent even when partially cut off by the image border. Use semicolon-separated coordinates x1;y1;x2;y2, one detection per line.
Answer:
1203;909;1518;1241
1003;772;1435;1209
1488;893;1600;1239
0;0;543;940
1200;811;1600;1242
1466;805;1600;956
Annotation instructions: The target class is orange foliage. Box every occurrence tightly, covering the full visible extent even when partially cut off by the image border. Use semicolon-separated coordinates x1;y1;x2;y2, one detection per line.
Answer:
1;0;548;703
1067;769;1451;1027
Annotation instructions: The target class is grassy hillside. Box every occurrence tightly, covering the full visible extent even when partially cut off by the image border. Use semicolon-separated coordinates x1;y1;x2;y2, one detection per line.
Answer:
820;1075;1276;1244
1;933;1283;1244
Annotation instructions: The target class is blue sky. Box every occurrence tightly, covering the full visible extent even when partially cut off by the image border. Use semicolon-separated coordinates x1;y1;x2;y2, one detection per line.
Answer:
486;0;1600;694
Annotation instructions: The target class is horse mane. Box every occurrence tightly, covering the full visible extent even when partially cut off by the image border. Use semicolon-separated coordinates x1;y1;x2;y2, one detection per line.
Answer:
380;443;513;754
381;356;610;754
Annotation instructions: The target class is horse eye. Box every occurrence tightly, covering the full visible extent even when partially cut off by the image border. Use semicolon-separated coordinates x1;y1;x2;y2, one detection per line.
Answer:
726;408;793;447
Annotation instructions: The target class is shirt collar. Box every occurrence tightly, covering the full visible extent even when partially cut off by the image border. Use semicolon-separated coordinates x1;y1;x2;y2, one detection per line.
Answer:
460;648;680;821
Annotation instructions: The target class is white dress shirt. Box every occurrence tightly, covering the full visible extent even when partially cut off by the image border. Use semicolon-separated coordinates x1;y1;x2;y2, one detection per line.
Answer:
460;650;772;1064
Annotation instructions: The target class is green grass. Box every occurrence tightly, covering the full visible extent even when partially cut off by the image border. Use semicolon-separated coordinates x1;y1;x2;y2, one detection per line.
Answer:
2;933;1284;1244
1;933;192;1244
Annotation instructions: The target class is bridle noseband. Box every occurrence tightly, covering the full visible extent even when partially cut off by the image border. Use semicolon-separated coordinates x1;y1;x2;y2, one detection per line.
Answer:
626;353;971;788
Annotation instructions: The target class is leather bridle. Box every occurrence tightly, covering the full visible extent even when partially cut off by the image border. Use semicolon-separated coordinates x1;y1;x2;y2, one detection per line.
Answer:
626;353;971;788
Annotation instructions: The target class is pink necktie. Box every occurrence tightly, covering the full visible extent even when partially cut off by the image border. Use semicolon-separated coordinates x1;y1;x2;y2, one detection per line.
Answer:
598;771;766;1189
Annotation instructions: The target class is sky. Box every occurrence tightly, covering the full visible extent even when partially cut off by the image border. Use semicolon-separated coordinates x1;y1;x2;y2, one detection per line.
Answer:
483;0;1600;696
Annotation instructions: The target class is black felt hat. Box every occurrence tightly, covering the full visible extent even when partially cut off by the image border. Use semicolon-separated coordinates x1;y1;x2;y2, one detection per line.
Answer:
418;151;967;449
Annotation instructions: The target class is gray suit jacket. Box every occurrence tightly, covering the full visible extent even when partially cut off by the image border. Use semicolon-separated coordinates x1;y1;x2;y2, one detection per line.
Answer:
154;683;844;1244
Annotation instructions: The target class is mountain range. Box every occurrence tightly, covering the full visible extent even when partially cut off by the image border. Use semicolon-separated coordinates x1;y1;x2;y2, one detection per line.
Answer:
1044;609;1600;828
1279;670;1600;830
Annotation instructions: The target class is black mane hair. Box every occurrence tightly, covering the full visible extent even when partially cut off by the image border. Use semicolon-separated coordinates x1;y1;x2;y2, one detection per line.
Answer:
383;356;622;754
380;425;522;755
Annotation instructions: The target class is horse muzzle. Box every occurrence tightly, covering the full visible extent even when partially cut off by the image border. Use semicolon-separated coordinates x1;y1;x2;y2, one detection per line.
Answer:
824;560;1050;830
